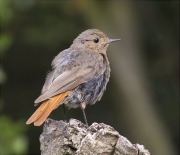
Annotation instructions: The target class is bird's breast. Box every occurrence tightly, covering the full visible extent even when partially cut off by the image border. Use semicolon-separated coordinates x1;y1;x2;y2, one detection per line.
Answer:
63;66;110;109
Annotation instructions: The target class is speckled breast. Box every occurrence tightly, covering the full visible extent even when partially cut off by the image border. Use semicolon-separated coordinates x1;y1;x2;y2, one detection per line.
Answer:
64;68;109;109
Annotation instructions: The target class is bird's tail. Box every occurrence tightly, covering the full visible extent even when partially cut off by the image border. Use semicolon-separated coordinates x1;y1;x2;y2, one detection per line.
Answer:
26;91;70;126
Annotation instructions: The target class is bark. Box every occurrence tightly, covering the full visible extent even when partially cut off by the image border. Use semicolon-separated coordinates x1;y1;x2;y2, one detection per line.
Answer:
40;118;150;155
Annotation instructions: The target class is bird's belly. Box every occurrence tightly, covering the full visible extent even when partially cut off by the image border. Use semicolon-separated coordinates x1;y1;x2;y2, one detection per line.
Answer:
63;73;107;109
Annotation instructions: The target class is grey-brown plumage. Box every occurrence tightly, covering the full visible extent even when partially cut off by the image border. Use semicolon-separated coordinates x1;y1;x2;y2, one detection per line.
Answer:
26;29;120;126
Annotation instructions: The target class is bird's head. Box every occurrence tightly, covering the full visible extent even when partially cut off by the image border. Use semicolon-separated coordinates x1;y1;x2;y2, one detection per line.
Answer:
71;29;120;53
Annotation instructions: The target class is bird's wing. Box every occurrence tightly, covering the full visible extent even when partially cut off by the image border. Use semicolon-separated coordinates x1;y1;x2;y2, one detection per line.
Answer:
34;49;103;105
34;68;92;104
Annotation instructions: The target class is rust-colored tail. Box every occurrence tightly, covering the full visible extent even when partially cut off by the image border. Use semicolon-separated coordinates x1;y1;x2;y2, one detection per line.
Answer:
26;91;70;126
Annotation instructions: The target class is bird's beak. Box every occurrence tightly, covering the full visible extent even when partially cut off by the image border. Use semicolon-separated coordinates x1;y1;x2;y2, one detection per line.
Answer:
101;39;121;46
106;39;121;44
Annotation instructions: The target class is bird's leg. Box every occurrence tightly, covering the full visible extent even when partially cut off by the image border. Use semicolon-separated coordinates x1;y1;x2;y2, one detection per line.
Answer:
82;108;88;126
80;102;88;126
62;104;67;122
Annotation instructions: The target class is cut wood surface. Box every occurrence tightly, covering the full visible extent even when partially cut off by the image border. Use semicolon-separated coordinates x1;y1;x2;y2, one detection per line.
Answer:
40;118;150;155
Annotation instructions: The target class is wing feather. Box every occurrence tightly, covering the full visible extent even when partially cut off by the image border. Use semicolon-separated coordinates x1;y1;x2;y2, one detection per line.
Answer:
34;67;95;104
34;49;103;105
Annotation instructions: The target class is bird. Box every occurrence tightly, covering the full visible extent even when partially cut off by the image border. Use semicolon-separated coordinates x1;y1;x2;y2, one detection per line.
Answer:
26;29;120;126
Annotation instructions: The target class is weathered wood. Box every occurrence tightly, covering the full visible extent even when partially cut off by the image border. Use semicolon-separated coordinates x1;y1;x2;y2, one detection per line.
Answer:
40;118;150;155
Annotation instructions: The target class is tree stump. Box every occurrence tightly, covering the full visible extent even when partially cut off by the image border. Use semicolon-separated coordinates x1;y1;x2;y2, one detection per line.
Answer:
40;118;150;155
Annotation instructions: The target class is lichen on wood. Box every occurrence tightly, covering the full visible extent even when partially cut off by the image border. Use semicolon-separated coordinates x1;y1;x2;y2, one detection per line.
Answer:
40;118;150;155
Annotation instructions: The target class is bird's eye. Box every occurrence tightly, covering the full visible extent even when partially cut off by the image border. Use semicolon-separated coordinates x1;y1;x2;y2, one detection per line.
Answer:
93;38;99;43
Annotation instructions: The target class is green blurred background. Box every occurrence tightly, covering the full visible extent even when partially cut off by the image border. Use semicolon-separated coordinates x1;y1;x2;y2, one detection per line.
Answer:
0;1;179;155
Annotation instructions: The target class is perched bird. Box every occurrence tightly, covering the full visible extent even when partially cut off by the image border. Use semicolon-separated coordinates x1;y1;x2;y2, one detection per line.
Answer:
26;29;120;126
